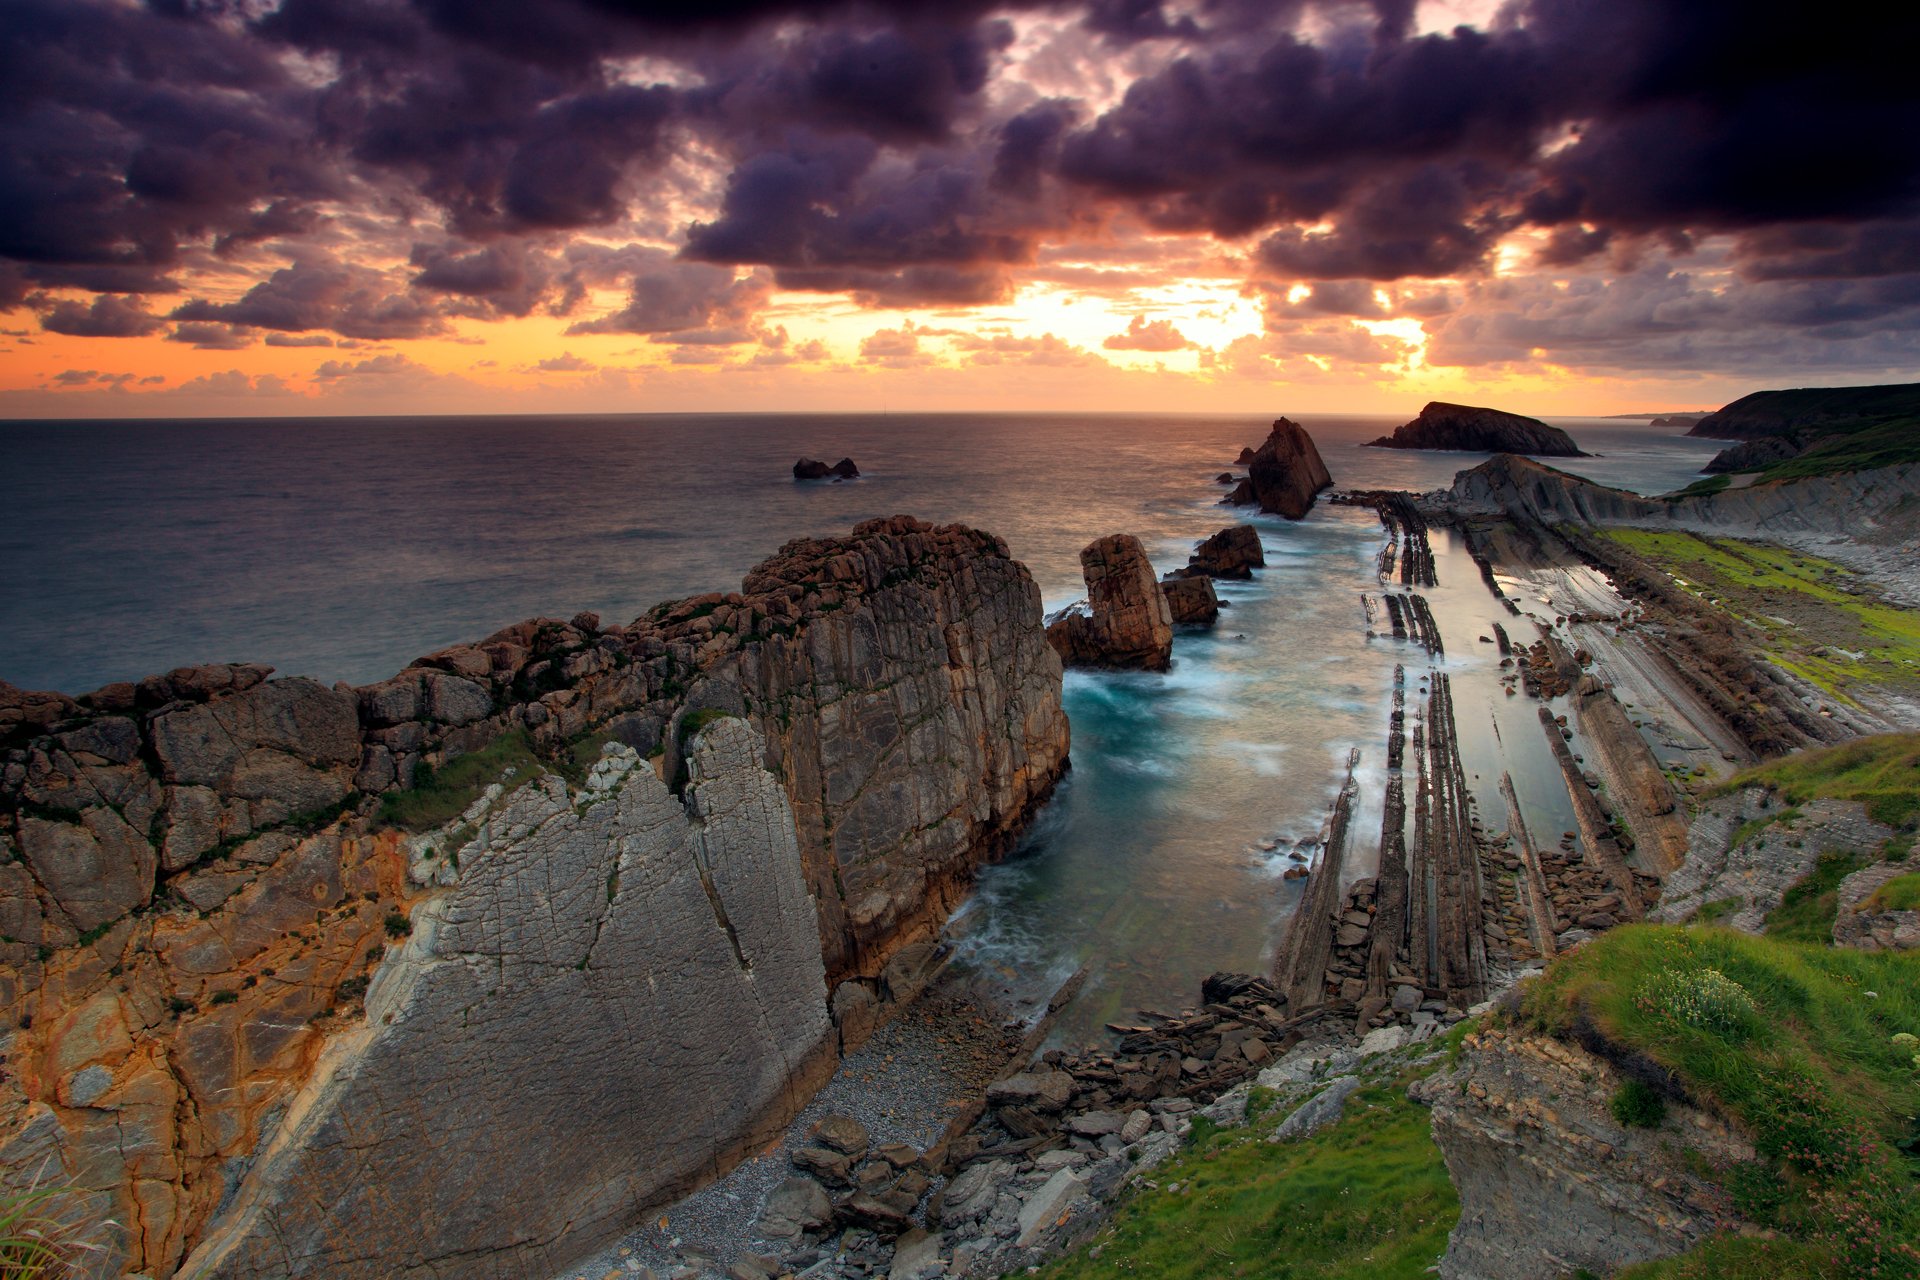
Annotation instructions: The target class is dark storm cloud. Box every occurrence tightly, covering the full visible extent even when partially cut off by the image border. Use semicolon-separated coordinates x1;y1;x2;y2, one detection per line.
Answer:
1;0;1916;362
38;294;167;338
172;258;450;339
167;321;256;350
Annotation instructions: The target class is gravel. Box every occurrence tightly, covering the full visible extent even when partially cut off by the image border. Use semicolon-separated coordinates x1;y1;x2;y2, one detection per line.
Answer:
551;986;1019;1280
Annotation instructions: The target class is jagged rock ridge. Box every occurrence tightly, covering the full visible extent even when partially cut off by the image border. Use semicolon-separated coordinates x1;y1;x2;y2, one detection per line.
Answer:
1046;534;1174;670
0;514;1068;1279
1367;402;1587;457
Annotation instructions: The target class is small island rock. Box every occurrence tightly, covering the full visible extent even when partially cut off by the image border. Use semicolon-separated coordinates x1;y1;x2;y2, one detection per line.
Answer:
1046;534;1174;670
1365;402;1587;457
1223;419;1334;520
794;457;860;480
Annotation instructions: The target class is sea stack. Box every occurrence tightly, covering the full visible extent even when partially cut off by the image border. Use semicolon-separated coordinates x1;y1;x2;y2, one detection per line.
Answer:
1366;402;1587;457
1223;419;1334;519
1047;534;1175;670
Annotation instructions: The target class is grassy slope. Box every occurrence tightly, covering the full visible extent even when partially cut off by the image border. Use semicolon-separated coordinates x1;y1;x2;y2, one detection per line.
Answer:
1524;924;1920;1278
1725;732;1920;830
1690;384;1920;482
1598;530;1920;701
1037;1064;1462;1280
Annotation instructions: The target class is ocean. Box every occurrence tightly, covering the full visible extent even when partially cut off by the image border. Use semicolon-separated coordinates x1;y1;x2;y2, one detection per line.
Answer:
0;411;1724;1036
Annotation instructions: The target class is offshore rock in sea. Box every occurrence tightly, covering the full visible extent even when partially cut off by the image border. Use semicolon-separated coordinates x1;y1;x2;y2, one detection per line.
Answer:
1159;574;1220;626
794;456;860;479
1046;534;1174;670
1223;419;1334;519
1174;524;1265;579
0;514;1068;1279
1366;402;1588;457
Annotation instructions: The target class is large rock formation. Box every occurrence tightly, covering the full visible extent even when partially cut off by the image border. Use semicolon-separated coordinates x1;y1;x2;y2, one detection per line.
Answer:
0;515;1068;1279
1686;381;1920;441
1224;420;1333;519
794;457;860;479
1367;402;1587;457
1423;1023;1751;1280
1158;575;1219;626
1046;535;1174;670
181;722;835;1279
1700;435;1802;474
1434;451;1920;538
1171;525;1264;580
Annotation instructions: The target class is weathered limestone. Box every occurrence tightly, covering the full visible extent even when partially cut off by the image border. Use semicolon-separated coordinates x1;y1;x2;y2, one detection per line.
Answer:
1045;535;1174;670
1833;859;1920;950
1424;1025;1750;1280
1175;525;1264;579
1159;575;1219;626
1224;419;1333;520
179;723;835;1278
0;516;1068;1279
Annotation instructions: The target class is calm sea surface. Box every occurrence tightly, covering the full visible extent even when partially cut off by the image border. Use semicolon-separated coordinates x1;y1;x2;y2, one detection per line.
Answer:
0;412;1723;1035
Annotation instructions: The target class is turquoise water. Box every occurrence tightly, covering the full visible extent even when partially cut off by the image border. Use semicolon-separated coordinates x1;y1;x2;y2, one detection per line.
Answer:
0;411;1723;1036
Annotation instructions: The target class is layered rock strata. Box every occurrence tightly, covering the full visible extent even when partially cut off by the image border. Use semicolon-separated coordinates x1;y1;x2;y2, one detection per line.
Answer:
1158;575;1219;627
1045;535;1174;670
1224;419;1333;519
1367;402;1587;457
0;515;1069;1279
1424;1024;1750;1280
1171;525;1264;579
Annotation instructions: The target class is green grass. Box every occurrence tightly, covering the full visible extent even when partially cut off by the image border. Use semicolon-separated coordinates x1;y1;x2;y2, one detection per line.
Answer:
1725;733;1920;830
1690;897;1743;926
0;1181;108;1277
1867;873;1920;913
1521;924;1920;1277
1597;531;1920;700
1766;851;1870;945
1674;474;1734;497
1036;1073;1458;1280
1614;1235;1843;1279
1758;415;1920;482
374;730;546;832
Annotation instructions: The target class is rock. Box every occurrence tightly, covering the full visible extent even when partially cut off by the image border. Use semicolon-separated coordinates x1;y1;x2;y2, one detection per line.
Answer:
1269;1076;1361;1142
1214;472;1235;484
1358;1025;1410;1056
1119;1109;1153;1143
1391;984;1423;1013
1034;1149;1088;1171
1159;574;1219;626
1429;1028;1751;1279
873;1142;921;1169
1222;419;1334;519
794;458;859;480
1065;1110;1126;1137
986;1070;1075;1113
844;1193;911;1235
1045;534;1174;670
1366;402;1588;457
809;1113;870;1158
889;1228;944;1279
1014;1170;1087;1248
757;1177;834;1241
793;1146;854;1185
1180;525;1265;579
1833;859;1920;950
940;1160;1011;1226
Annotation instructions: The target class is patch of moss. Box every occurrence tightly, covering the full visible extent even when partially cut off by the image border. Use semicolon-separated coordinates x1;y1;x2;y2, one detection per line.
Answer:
1865;872;1920;913
1037;1071;1458;1280
1726;733;1920;830
1766;850;1870;945
374;730;545;833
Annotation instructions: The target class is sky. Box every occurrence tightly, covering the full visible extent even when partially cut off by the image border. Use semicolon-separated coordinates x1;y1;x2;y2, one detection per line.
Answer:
0;0;1916;419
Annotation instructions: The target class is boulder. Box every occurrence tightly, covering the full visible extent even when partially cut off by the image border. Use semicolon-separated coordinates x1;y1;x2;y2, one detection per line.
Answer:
808;1113;870;1157
756;1177;833;1240
1365;402;1588;457
1179;525;1265;579
1045;534;1174;670
794;457;859;480
1159;575;1219;626
1014;1169;1087;1248
986;1070;1075;1113
1269;1076;1361;1142
1222;419;1333;519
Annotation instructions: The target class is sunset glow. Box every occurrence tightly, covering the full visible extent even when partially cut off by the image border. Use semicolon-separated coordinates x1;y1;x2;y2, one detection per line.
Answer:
2;0;1913;418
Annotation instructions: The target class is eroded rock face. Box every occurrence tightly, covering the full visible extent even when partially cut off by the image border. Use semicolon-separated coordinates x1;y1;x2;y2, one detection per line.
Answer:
1045;534;1174;670
1834;859;1920;950
181;722;836;1279
1159;575;1220;626
1368;402;1587;457
1175;524;1264;579
1224;419;1333;519
0;515;1067;1279
1424;1025;1750;1280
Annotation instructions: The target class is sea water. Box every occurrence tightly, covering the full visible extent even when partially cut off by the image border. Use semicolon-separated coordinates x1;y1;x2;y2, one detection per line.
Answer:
0;412;1724;1035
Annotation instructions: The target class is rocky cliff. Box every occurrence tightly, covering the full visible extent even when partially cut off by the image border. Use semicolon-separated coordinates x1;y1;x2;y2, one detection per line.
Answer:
1368;402;1587;457
1224;420;1333;520
1422;1024;1750;1280
1045;535;1175;670
1686;381;1920;441
0;515;1068;1278
1432;452;1920;539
